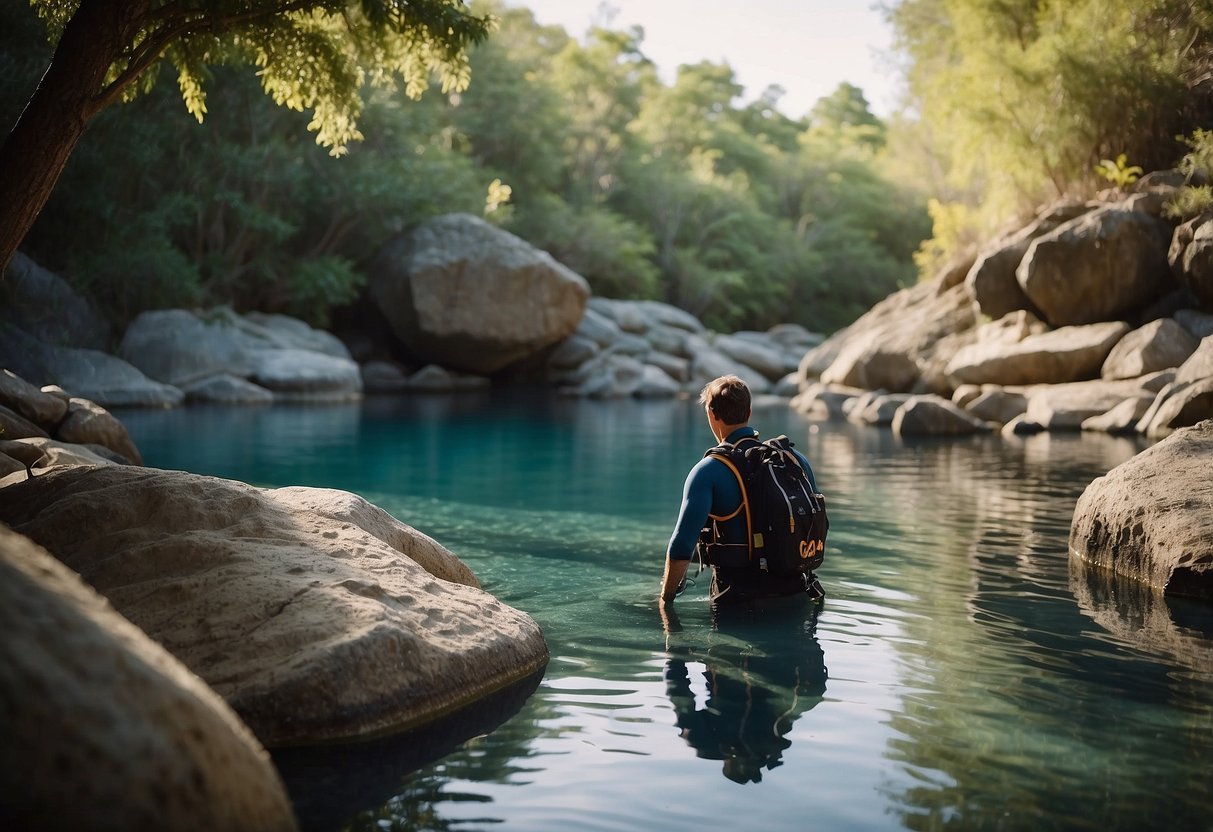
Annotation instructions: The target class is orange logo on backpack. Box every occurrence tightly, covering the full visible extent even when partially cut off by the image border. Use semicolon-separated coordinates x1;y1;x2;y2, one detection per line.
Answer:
799;540;811;559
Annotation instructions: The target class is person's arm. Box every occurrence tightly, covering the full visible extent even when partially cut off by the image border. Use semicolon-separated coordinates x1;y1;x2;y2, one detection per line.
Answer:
660;558;690;603
661;459;714;603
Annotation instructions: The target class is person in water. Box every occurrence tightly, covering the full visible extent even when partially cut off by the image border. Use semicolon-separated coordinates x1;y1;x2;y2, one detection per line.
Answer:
660;374;822;605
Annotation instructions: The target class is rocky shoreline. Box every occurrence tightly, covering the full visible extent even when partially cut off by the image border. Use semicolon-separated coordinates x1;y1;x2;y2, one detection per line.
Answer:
3;173;1213;827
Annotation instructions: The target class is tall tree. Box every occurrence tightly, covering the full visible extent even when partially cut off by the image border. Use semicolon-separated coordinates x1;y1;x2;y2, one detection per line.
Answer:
0;0;491;273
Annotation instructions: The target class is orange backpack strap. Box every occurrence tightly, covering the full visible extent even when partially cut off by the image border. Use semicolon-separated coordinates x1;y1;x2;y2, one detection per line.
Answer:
705;451;753;558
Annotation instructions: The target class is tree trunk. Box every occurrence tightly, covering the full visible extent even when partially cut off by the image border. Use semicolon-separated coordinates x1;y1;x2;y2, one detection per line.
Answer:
0;0;148;274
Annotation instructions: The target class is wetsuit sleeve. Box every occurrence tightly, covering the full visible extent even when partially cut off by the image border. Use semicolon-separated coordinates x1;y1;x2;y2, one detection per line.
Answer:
666;457;716;560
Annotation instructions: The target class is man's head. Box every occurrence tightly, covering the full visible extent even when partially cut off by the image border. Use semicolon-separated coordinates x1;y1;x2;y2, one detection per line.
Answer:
699;374;751;427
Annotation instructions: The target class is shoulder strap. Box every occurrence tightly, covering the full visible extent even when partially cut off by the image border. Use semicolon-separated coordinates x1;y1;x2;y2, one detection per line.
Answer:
703;448;753;558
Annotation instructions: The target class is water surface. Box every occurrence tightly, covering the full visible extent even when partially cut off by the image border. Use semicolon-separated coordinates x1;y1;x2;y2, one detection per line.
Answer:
121;391;1213;831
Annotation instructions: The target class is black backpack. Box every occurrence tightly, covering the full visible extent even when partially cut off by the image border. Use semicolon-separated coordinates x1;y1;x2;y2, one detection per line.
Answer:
698;435;827;576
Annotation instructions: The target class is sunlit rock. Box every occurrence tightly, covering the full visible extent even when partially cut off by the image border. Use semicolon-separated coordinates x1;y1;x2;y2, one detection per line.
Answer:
1080;395;1155;434
370;213;589;375
946;321;1129;386
965;200;1091;320
1070;419;1213;598
804;278;978;394
790;382;864;419
1025;378;1160;431
1017;207;1175;327
0;525;297;831
891;394;990;435
1101;318;1198;380
963;388;1029;425
0;466;550;746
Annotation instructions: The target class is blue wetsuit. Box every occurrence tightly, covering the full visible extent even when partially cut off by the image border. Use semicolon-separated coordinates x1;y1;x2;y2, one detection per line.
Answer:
667;426;819;598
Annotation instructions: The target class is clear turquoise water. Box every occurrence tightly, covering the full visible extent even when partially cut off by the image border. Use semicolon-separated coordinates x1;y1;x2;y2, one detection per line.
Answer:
120;391;1213;832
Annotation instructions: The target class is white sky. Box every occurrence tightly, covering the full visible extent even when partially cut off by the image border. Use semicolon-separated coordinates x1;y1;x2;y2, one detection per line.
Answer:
504;0;902;119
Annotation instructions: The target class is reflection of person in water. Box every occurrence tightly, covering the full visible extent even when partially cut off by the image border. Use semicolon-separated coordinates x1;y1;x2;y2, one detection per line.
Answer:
662;600;828;784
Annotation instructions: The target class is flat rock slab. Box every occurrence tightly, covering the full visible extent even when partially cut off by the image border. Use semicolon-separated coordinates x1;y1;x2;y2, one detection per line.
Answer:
1070;419;1213;598
0;465;549;746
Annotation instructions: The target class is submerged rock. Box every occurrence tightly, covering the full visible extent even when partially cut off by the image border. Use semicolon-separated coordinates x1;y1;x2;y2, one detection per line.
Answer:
0;465;549;746
1070;419;1213;598
0;525;297;831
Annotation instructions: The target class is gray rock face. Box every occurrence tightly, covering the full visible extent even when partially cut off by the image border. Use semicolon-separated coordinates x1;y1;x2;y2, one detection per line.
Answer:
0;403;48;440
0;252;110;350
714;334;787;381
1100;318;1199;380
1070;419;1213;598
0;525;298;831
370;213;589;374
120;308;360;401
0;465;549;746
946;321;1130;386
1017;207;1175;326
120;309;261;387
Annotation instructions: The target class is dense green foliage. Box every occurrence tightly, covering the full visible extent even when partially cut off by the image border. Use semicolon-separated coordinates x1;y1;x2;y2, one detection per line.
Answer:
886;0;1213;268
2;1;929;334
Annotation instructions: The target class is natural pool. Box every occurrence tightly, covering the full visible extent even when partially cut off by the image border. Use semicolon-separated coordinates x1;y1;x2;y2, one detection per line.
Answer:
120;391;1213;832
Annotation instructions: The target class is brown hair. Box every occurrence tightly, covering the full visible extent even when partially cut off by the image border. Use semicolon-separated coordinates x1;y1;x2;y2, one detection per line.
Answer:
699;375;751;425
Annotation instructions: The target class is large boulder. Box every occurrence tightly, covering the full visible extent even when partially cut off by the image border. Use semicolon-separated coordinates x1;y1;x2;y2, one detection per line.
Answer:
370;213;589;374
1101;318;1199;380
1070;419;1213;598
1017;207;1175;326
0;252;110;350
120;309;262;387
0;525;297;831
965;200;1091;320
0;466;549;746
946;321;1129;386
